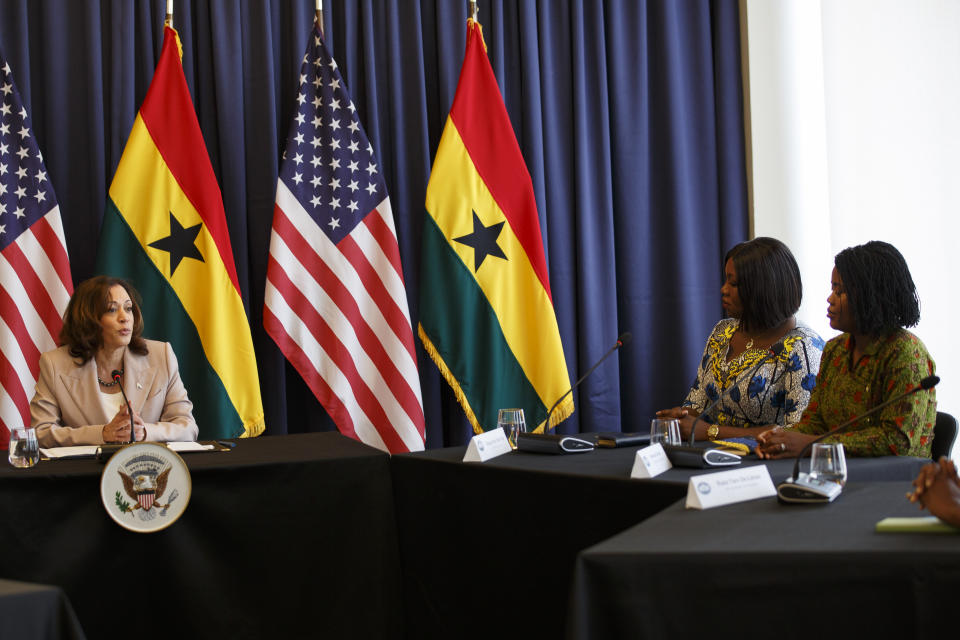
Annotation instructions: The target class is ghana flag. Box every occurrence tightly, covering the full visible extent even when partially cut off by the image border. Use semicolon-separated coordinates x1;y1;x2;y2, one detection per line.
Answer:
419;19;572;435
96;27;264;439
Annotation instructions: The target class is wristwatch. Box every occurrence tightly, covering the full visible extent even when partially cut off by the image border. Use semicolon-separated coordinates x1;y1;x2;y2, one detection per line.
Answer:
706;424;720;440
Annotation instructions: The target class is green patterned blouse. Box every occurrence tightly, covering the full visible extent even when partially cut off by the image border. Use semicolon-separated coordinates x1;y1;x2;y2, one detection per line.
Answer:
791;329;936;457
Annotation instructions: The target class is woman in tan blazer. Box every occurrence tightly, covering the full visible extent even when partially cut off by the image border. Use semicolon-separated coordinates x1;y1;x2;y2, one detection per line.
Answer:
30;276;198;447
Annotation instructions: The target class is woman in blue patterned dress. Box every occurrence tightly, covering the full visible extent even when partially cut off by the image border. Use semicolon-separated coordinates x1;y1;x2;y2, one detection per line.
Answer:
657;237;824;442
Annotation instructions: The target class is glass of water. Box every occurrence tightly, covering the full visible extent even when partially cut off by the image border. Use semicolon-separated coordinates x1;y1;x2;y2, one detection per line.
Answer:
808;442;847;486
650;418;681;446
8;426;39;468
498;408;526;450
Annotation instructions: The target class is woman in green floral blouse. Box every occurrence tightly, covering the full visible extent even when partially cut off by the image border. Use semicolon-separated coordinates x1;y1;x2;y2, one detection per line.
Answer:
757;241;937;458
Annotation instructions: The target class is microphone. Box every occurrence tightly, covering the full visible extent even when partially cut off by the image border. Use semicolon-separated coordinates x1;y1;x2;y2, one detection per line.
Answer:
777;374;940;503
515;332;631;455
664;344;781;468
112;369;136;444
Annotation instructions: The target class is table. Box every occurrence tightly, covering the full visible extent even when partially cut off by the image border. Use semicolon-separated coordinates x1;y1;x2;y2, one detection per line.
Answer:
572;481;960;639
0;578;86;640
391;443;929;639
0;433;401;640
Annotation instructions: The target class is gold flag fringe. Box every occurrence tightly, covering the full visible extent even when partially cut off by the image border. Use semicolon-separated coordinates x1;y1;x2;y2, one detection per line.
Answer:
240;416;265;438
419;324;576;437
418;323;486;435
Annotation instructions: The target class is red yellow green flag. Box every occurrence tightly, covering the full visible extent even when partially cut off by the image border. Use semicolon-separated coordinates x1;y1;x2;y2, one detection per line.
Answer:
96;27;264;438
419;19;572;434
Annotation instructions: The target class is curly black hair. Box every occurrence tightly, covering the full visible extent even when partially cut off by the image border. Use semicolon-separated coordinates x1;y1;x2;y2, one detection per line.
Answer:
724;237;802;333
834;241;920;335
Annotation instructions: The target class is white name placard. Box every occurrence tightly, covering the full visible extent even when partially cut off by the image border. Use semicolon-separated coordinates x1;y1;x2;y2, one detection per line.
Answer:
630;443;672;478
685;465;776;510
463;428;513;462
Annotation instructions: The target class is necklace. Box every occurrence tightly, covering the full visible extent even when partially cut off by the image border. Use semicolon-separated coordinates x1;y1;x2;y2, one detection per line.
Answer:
97;368;123;387
744;337;754;350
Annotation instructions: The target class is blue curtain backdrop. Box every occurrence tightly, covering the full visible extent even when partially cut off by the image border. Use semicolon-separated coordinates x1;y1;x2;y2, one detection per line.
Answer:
0;0;748;447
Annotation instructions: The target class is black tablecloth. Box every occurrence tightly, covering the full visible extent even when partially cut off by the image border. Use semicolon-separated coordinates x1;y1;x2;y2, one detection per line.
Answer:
391;444;929;639
0;578;86;640
0;433;401;640
572;481;960;639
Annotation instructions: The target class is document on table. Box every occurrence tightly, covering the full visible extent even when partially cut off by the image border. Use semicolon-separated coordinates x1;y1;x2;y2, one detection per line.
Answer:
166;441;215;452
875;516;959;533
41;441;215;459
41;446;99;459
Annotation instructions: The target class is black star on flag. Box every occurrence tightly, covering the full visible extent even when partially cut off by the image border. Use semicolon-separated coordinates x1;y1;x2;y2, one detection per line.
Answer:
148;212;205;276
454;210;508;271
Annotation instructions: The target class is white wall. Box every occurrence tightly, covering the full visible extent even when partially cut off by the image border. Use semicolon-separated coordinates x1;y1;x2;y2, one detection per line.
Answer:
745;0;960;453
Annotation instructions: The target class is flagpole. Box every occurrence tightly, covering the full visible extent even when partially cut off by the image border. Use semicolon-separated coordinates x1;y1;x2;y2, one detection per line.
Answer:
469;0;478;22
165;0;173;29
316;0;324;38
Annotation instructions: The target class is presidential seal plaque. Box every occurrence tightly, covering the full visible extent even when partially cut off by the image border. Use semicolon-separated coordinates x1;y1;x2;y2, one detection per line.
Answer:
100;443;192;533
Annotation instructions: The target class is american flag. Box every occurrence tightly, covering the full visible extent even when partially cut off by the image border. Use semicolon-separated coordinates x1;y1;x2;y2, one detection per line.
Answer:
264;26;424;453
0;56;73;448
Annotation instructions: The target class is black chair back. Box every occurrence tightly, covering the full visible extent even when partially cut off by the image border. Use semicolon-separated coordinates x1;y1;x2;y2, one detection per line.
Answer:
932;411;958;460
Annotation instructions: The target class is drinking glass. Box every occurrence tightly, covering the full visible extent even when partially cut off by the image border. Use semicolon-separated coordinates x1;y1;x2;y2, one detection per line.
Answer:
808;442;847;486
498;408;526;450
650;418;681;446
8;426;39;468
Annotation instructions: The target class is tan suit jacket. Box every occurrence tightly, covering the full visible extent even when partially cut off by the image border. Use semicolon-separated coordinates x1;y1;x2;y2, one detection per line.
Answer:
30;339;199;447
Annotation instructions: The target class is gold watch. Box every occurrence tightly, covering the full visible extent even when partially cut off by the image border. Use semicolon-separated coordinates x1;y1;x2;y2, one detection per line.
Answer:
706;424;720;440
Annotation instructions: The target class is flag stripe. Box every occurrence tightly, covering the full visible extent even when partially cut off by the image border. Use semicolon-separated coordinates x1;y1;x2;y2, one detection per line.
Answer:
265;25;423;453
0;283;42;381
267;213;423;447
0;55;73;447
97;202;248;438
106;115;264;435
425;121;569;410
419;19;573;434
0;316;38;404
266;264;410;453
362;203;406;289
28;212;73;301
448;23;552;301
2;241;61;343
137;30;240;292
0;350;30;431
338;233;417;363
0;215;69;392
264;304;361;439
264;292;396;452
272;190;421;404
419;213;548;432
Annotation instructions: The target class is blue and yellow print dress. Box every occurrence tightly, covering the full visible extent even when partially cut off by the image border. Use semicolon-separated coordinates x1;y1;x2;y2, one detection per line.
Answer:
682;318;824;429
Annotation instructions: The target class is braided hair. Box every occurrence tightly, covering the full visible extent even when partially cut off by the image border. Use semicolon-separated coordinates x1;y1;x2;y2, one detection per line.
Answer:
834;241;920;336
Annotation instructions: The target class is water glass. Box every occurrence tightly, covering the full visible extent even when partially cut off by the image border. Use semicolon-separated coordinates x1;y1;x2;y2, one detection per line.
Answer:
650;418;681;446
498;408;526;450
809;442;847;486
8;426;39;468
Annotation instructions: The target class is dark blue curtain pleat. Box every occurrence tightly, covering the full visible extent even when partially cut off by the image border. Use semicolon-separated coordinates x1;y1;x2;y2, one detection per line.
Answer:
0;0;747;447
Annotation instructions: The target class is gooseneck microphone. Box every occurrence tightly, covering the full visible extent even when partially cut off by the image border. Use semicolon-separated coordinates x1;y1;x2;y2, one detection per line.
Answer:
112;369;136;444
516;332;631;454
545;332;631;434
777;374;940;503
